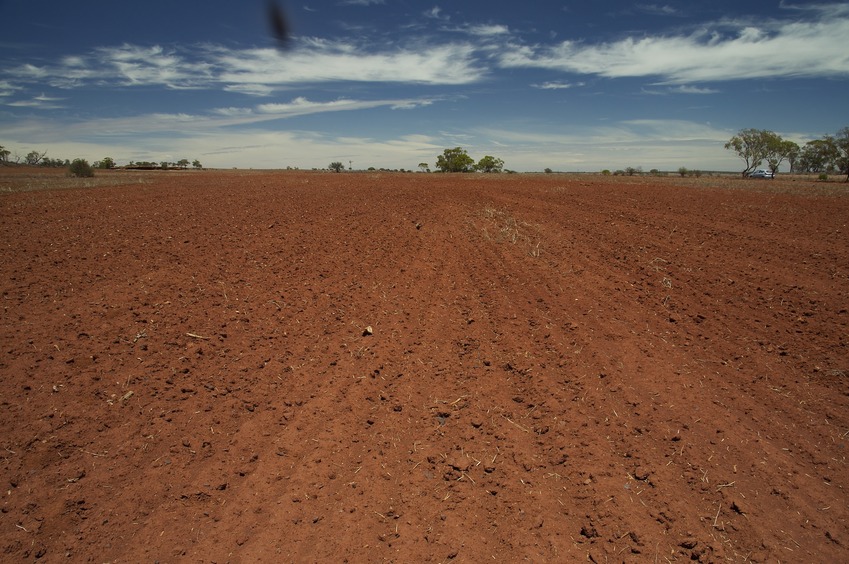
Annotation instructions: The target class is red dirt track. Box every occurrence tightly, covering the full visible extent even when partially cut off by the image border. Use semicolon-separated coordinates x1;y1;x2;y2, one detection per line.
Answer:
1;169;848;562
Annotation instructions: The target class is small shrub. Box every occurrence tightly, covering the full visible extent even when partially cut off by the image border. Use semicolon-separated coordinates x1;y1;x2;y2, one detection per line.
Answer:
544;168;553;174
601;169;611;176
818;173;829;181
69;158;94;178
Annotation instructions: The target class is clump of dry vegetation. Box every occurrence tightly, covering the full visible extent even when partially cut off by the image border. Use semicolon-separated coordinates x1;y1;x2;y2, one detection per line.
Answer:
479;205;542;257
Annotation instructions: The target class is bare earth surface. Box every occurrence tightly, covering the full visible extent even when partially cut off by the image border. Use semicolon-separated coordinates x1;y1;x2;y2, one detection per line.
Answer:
1;168;848;562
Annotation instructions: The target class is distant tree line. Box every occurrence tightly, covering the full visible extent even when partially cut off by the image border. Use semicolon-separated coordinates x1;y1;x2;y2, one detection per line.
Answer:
725;127;849;180
0;148;68;167
0;147;203;171
434;147;505;173
125;158;203;170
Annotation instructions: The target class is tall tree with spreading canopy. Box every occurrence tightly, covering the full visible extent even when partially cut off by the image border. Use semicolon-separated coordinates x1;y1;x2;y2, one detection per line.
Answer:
476;155;505;173
798;138;838;173
435;147;475;173
725;129;777;177
766;139;799;175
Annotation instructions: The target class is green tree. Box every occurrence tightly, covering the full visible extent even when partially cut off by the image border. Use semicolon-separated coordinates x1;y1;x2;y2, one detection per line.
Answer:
0;145;10;164
798;138;838;173
725;129;777;177
192;159;202;169
418;162;429;173
99;156;116;169
834;127;849;182
25;150;47;165
329;161;344;173
766;139;799;175
176;158;189;169
435;147;475;173
476;155;504;173
69;158;94;177
786;143;801;173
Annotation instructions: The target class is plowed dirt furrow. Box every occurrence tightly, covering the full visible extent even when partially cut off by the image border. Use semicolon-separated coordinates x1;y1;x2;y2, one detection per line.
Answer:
1;170;847;562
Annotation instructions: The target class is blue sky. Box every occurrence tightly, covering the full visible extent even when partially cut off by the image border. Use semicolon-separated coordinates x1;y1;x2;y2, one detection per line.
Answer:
1;1;848;171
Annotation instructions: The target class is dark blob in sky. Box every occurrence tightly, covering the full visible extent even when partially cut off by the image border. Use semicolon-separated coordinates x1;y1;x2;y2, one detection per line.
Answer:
268;1;291;49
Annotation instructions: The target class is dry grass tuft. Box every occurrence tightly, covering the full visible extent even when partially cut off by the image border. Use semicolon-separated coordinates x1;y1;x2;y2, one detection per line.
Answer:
479;205;542;257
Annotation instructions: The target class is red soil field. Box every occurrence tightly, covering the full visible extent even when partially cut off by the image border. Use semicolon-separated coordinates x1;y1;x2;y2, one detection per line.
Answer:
1;168;848;562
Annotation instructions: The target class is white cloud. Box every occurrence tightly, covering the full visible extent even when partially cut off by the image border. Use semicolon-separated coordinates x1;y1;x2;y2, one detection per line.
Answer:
338;0;384;5
2;96;438;140
499;4;849;83
33;93;65;102
6;38;486;96
256;96;431;117
466;24;510;36
5;93;65;109
641;84;720;95
212;107;255;117
531;81;582;90
636;4;681;17
97;44;210;88
214;41;486;86
424;6;445;20
669;85;719;94
391;100;434;110
0;80;21;97
5;39;486;94
223;83;276;97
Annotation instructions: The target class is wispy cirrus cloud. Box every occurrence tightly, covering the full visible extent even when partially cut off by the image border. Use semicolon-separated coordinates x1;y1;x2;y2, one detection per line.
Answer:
9;3;846;101
641;84;720;95
531;81;583;90
5;93;65;109
7;44;209;90
669;85;719;94
423;6;446;20
3;96;438;140
465;24;510;36
255;96;433;117
0;80;22;97
636;4;682;17
4;38;486;99
499;4;849;83
212;40;485;87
